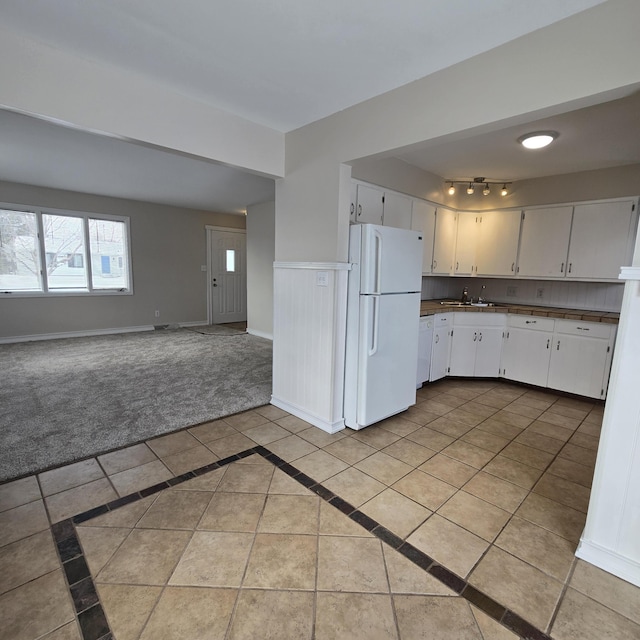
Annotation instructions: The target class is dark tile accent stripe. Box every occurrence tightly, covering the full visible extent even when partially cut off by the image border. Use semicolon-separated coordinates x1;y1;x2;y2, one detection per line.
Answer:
461;584;506;621
253;446;553;640
50;444;553;640
51;447;264;640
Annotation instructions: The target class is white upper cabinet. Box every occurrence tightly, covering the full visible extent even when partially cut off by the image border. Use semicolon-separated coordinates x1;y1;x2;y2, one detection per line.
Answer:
383;191;413;230
411;200;436;274
567;201;637;280
517;206;573;278
349;182;358;223
475;210;521;277
454;213;478;275
432;207;457;275
354;183;384;225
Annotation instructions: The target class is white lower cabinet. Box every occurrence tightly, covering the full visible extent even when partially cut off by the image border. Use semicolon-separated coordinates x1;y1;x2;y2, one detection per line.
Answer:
501;316;554;387
449;313;505;377
417;316;433;388
430;313;452;382
425;312;617;400
547;320;616;399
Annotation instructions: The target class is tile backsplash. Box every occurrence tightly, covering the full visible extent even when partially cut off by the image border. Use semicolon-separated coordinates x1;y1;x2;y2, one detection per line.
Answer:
422;276;624;312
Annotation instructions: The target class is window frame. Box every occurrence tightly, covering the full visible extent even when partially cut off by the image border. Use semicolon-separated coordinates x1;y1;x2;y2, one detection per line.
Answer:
0;203;133;298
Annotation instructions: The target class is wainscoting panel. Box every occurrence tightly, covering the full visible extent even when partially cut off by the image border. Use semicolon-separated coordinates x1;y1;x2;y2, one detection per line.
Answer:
271;262;349;433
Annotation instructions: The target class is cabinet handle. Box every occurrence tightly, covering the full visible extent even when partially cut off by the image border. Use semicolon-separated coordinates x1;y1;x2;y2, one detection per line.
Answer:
350;203;355;215
456;261;459;271
358;204;362;217
546;338;550;349
433;259;437;270
561;262;565;273
568;262;572;273
478;332;483;342
473;332;477;342
577;326;590;331
525;320;537;324
435;334;439;344
556;340;560;351
511;262;515;272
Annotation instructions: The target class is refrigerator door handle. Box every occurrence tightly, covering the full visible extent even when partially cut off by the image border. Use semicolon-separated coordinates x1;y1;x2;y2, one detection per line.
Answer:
368;297;380;356
373;229;382;294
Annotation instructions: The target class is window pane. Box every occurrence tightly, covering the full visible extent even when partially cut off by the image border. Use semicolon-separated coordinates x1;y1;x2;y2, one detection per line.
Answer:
0;209;42;291
226;249;236;272
89;218;128;289
42;214;88;290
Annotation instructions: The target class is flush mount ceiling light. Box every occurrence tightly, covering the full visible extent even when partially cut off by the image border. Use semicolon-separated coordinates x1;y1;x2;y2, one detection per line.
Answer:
445;177;511;197
518;131;558;149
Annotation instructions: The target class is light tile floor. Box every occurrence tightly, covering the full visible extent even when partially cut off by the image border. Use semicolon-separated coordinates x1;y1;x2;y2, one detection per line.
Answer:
2;379;640;639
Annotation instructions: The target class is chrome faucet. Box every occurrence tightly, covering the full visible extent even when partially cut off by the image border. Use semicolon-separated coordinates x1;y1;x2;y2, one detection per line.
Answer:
477;285;486;303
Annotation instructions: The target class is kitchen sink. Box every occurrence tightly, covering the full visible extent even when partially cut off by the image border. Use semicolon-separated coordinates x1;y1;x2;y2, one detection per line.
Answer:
439;301;496;307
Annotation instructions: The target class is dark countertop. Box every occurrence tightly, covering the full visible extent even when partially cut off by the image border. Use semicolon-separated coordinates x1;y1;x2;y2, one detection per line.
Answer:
420;300;619;324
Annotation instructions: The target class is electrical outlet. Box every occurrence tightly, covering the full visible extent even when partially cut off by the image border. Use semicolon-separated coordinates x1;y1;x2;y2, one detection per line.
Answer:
536;288;544;299
154;310;160;318
506;286;518;297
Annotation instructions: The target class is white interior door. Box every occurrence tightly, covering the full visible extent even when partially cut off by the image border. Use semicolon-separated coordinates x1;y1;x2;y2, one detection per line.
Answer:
208;228;247;324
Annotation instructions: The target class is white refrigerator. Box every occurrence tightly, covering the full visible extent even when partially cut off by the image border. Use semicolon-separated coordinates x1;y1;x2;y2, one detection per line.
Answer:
344;223;423;430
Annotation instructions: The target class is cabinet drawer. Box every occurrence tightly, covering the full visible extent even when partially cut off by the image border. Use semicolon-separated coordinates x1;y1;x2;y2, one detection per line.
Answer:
507;315;555;332
554;320;612;339
433;312;452;328
453;312;506;327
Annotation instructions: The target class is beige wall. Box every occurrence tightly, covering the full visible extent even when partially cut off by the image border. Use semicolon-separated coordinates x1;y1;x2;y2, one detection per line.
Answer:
0;181;244;340
246;201;275;339
278;0;640;262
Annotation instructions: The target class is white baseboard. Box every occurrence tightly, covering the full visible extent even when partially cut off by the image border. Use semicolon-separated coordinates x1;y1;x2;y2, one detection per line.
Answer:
0;325;156;344
179;321;209;328
247;328;273;340
576;539;640;588
271;396;345;434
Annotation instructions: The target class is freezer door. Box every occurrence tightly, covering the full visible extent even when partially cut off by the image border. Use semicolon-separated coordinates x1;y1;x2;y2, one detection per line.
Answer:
352;292;420;428
359;224;423;294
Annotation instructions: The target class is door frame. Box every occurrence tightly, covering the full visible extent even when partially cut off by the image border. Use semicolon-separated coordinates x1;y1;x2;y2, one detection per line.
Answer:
206;225;247;325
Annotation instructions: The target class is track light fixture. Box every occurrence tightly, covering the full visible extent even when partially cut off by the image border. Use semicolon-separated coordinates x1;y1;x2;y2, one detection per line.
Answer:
445;177;511;197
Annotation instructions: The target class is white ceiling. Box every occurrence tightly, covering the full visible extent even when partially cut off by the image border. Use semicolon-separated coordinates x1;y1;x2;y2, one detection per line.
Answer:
3;0;635;213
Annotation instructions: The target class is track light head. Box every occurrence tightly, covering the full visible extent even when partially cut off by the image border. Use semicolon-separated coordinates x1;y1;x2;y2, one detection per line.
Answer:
483;183;490;196
448;182;456;195
466;183;474;195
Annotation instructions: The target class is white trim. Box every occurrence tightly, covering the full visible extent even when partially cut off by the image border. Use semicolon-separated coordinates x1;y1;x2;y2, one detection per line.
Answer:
273;261;351;270
178;320;209;328
619;266;640;280
247;328;273;340
576;539;640;588
271;395;345;434
0;324;155;344
205;225;246;234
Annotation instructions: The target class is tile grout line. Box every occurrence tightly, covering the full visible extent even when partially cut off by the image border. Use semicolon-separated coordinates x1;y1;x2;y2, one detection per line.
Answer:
254;445;553;640
49;442;559;640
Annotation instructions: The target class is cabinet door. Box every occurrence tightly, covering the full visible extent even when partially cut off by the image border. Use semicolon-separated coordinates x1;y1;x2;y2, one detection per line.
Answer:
474;327;503;377
430;315;451;382
448;325;477;376
548;334;610;399
432;208;457;275
417;317;433;387
501;328;552;387
567;201;636;280
355;184;384;225
454;213;477;275
383;192;413;229
411;200;436;274
518;206;573;278
349;182;358;223
475;210;521;276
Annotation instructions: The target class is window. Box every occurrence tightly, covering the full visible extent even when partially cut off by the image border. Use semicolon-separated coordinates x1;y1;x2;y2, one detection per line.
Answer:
0;206;131;295
225;249;236;272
